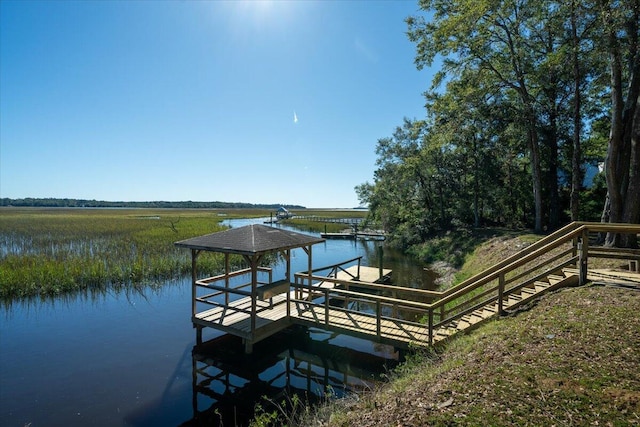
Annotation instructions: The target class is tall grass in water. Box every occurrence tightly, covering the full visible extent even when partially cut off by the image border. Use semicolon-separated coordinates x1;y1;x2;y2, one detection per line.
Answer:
0;208;264;300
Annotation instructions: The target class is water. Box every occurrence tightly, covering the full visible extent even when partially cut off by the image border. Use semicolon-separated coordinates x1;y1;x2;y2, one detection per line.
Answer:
0;218;435;426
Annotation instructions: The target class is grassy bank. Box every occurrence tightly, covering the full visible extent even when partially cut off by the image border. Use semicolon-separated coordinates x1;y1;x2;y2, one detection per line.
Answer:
0;208;270;299
321;284;640;426
275;231;640;427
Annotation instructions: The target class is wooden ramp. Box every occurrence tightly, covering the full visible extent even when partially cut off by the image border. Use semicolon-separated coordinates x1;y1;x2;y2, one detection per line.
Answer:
290;303;430;347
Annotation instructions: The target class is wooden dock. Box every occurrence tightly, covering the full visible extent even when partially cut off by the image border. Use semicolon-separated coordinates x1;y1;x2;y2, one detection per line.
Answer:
178;222;640;354
189;262;440;351
320;231;386;240
191;265;393;347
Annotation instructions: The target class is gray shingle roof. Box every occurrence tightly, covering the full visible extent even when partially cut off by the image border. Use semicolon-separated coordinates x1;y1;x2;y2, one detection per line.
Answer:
174;224;325;255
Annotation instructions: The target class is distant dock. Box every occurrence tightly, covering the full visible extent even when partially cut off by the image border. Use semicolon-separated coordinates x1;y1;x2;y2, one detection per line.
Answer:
320;231;386;240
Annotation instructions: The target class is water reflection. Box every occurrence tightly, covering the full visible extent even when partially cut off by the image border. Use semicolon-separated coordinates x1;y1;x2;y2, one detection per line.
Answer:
183;327;399;426
0;216;431;427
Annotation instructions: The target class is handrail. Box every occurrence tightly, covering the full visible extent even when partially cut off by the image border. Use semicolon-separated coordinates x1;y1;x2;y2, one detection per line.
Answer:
306;256;363;274
290;221;640;347
439;221;639;301
291;281;432;311
293;272;441;298
434;222;582;299
197;266;272;284
436;226;584;306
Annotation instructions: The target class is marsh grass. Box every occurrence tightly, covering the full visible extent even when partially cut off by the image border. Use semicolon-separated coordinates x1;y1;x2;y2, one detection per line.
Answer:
0;208;268;300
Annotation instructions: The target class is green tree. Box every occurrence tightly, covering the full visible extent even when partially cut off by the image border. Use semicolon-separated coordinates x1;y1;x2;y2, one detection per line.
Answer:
597;0;640;244
408;0;551;232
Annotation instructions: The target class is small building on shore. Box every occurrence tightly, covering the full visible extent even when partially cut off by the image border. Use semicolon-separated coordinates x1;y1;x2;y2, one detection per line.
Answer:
276;207;293;219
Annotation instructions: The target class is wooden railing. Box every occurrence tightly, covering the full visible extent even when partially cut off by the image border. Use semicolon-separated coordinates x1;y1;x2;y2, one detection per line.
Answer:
194;266;274;315
291;222;640;346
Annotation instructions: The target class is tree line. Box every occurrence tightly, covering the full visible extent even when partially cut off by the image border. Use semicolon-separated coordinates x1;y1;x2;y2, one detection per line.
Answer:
0;198;305;210
357;0;639;248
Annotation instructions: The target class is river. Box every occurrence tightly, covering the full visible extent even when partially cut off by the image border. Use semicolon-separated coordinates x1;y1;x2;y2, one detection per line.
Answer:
0;218;435;426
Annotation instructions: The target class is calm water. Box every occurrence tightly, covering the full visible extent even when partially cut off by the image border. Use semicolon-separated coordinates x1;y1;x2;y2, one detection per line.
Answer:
0;218;434;426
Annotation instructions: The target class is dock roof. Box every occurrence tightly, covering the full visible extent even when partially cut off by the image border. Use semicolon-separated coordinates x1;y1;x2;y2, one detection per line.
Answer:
174;224;325;255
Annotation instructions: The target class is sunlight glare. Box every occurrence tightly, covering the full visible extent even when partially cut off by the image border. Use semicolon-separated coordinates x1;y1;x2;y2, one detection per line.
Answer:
232;0;297;32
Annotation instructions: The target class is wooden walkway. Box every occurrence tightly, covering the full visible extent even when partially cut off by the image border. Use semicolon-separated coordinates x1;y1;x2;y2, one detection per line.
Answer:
320;231;386;240
193;267;581;349
199;270;640;350
195;266;639;350
185;222;640;353
192;266;391;344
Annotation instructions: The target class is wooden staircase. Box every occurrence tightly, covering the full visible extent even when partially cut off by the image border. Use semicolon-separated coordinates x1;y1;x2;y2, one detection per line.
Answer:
288;222;639;350
432;268;579;343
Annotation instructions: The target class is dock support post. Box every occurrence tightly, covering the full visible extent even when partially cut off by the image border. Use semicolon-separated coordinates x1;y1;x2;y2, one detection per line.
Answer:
191;249;199;322
196;325;202;345
376;300;381;337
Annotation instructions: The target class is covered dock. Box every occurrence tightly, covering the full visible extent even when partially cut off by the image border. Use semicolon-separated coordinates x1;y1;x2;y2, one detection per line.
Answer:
175;224;325;353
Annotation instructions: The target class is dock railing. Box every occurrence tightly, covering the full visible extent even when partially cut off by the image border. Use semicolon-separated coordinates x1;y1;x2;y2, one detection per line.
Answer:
291;222;640;346
428;222;640;333
194;266;275;316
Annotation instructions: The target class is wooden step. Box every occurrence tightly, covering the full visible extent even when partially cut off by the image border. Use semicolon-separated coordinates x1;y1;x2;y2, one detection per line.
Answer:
534;281;550;292
470;310;486;320
456;318;472;330
481;307;498;317
435;327;455;338
547;274;567;285
483;304;498;313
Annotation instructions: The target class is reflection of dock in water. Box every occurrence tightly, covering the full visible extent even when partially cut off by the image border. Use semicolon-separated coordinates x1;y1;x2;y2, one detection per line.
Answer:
182;327;399;426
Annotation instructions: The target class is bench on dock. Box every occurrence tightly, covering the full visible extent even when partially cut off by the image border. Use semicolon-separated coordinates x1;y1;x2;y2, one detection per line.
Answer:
257;279;292;300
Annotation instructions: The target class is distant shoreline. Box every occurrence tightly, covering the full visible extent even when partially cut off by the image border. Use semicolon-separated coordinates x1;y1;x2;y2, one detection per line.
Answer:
1;197;306;210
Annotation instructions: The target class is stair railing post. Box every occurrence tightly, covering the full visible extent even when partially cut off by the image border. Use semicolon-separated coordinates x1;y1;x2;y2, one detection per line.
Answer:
428;307;434;345
498;273;505;316
578;231;589;285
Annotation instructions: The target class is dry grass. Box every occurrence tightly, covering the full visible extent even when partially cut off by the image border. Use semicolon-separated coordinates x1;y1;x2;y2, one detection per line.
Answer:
290;232;640;427
318;285;640;426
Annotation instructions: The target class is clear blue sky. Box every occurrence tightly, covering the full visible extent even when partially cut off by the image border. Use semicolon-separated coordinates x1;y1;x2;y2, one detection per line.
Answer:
1;0;435;208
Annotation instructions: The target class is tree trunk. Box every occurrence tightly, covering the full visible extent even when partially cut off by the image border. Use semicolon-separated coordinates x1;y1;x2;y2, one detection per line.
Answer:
473;135;480;228
602;0;640;246
523;100;544;233
621;99;640;247
547;106;560;230
570;0;582;222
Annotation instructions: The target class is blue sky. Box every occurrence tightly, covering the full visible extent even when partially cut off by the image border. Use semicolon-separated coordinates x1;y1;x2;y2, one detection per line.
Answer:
1;0;435;208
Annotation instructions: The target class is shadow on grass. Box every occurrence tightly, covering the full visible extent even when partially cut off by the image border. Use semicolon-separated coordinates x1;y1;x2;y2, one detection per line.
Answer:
409;227;526;269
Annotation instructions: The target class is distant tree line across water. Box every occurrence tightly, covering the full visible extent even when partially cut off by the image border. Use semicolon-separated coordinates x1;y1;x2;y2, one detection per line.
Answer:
0;198;305;210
